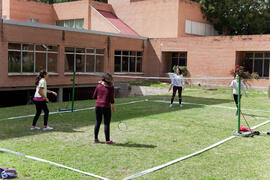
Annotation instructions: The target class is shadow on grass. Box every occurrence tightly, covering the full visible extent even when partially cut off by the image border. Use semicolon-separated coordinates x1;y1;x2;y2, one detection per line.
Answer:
114;143;156;148
93;142;156;148
0;95;234;141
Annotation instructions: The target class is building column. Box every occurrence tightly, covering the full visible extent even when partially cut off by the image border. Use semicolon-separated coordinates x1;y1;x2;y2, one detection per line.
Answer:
58;87;63;102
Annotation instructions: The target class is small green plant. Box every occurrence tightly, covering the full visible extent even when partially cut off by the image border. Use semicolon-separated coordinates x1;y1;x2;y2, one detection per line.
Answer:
172;65;188;76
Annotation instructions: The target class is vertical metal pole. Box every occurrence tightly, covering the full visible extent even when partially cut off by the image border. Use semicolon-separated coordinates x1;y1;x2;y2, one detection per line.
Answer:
71;71;75;112
237;76;241;133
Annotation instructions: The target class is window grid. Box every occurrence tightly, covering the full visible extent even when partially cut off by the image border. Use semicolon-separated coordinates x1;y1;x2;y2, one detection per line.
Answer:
246;52;270;78
114;50;143;73
8;43;59;73
64;47;105;73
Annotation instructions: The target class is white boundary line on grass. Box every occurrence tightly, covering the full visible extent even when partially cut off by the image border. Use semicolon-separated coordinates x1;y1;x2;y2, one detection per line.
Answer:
0;100;147;179
123;117;270;180
0;148;109;180
0;100;147;122
152;100;270;113
123;136;237;180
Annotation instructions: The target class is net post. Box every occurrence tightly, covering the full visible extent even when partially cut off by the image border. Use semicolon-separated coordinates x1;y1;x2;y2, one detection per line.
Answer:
237;75;241;133
71;71;76;112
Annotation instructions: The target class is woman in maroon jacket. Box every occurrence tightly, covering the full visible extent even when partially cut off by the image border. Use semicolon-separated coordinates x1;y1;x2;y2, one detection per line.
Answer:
92;72;116;145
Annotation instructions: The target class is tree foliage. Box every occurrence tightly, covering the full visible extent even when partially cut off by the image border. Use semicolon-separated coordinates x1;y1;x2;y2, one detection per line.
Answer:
199;0;270;35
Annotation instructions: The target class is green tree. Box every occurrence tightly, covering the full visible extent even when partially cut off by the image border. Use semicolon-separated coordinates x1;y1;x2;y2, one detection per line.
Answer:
199;0;270;35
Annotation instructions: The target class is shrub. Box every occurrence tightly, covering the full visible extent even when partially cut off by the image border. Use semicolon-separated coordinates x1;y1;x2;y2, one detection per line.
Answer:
230;65;259;79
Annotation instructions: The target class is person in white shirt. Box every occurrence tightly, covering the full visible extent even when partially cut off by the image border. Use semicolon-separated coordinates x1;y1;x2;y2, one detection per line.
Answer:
230;74;248;115
31;70;57;131
169;68;185;108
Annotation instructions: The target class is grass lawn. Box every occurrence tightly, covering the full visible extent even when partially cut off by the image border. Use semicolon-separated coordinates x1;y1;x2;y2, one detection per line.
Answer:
0;86;270;180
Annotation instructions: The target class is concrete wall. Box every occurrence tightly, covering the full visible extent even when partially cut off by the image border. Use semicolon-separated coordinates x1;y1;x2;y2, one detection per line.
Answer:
148;35;270;88
9;0;56;25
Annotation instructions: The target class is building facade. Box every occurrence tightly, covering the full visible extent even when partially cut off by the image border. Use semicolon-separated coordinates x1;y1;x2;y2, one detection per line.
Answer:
0;0;269;106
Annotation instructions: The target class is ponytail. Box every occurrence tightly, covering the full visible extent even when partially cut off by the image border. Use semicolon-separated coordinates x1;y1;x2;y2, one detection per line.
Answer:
35;70;47;85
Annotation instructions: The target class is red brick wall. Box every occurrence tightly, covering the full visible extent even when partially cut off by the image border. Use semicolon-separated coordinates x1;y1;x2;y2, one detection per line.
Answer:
2;0;10;19
148;35;270;88
178;0;209;37
109;0;179;38
90;7;119;33
0;23;145;89
91;0;113;12
109;0;209;38
9;0;56;25
53;0;90;29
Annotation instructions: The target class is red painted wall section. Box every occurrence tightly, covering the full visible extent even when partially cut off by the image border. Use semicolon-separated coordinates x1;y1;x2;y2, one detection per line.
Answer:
97;9;139;36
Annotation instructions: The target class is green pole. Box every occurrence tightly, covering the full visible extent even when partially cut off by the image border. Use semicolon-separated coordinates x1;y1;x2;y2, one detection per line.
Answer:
237;75;241;133
71;71;76;112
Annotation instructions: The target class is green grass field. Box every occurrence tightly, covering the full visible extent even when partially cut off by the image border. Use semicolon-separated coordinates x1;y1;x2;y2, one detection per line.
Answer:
0;86;270;180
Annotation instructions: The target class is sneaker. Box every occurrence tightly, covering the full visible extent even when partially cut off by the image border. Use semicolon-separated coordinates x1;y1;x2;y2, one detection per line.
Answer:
169;104;173;108
105;141;116;145
94;139;100;143
30;126;40;130
43;126;53;131
179;104;183;108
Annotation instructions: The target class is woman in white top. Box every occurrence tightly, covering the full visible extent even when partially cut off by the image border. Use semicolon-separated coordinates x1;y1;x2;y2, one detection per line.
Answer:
169;68;185;108
230;74;248;115
31;70;57;131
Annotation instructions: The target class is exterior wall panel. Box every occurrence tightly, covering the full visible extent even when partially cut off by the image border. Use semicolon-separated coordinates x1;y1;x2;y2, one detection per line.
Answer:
0;22;146;90
9;0;56;25
149;35;270;88
109;0;179;38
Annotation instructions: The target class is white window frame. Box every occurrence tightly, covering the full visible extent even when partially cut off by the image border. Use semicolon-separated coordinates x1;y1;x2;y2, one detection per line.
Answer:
8;43;59;74
64;47;105;73
246;52;270;78
114;50;143;73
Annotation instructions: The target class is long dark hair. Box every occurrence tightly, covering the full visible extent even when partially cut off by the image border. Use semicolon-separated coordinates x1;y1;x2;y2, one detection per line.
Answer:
35;70;47;85
102;72;113;87
176;67;182;75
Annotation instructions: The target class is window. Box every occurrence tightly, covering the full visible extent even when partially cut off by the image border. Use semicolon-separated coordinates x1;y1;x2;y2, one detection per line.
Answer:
28;18;39;23
22;44;34;72
171;52;187;72
8;43;59;73
114;51;143;73
185;20;218;36
245;52;270;78
65;47;105;73
56;19;84;29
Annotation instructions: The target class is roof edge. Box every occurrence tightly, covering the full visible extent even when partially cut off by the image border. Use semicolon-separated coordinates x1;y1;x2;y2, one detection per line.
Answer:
3;19;148;40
